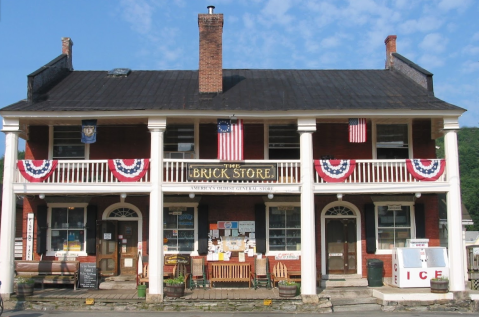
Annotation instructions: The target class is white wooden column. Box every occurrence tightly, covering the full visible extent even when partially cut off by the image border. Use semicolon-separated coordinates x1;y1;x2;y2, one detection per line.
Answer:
298;118;317;299
147;117;166;302
443;117;465;292
0;118;20;298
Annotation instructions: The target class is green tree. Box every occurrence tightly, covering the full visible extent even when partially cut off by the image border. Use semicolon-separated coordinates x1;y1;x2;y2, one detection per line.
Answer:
0;151;25;183
437;128;479;230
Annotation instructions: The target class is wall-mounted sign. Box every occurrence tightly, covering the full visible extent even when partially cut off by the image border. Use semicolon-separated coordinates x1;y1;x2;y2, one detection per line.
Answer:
239;221;255;233
104;233;112;240
26;213;34;261
164;254;191;265
187;163;277;181
275;253;300;260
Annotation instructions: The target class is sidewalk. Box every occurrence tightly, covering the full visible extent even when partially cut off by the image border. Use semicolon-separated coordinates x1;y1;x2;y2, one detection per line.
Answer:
3;285;479;313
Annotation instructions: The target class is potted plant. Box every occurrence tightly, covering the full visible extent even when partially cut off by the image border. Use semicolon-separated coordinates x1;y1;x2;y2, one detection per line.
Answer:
430;277;449;293
278;280;298;297
164;274;185;298
16;277;35;296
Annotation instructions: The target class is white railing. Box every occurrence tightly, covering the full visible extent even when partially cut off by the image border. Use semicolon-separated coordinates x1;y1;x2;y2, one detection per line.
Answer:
314;159;446;183
163;159;301;184
15;160;150;184
14;159;445;185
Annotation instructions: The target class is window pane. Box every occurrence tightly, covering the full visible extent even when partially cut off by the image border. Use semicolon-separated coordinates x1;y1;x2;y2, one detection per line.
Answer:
395;229;410;247
164;230;178;251
286;209;301;228
395;208;410;227
164;209;177;229
51;230;68;251
53;145;85;158
164;125;194;152
269;125;300;159
178;209;194;229
378;229;394;249
269;208;285;228
377;207;394;227
53;126;85;159
178;230;194;251
68;208;84;228
52;208;68;228
269;229;285;251
67;230;84;251
286;229;301;251
377;124;408;146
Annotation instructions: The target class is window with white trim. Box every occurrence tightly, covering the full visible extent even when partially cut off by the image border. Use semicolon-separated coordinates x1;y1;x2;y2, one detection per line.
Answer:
268;124;300;159
376;204;413;250
164;124;195;159
376;124;409;159
163;206;196;253
52;126;86;159
268;206;301;252
47;204;87;254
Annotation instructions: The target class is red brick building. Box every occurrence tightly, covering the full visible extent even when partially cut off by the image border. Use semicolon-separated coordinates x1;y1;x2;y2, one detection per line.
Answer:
0;7;466;301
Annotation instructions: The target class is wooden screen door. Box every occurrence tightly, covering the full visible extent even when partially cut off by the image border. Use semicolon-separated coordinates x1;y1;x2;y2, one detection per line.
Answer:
97;220;138;276
117;221;138;275
326;219;357;274
97;220;118;276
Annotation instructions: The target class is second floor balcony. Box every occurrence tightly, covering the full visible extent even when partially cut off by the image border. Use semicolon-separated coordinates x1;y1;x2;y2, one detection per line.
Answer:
13;158;447;190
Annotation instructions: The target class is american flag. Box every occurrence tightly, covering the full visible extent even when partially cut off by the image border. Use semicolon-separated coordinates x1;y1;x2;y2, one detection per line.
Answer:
218;119;244;160
349;118;367;143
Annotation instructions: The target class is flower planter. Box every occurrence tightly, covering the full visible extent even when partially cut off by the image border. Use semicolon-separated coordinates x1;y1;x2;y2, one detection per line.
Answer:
279;285;297;297
165;283;185;298
430;279;449;293
17;284;34;296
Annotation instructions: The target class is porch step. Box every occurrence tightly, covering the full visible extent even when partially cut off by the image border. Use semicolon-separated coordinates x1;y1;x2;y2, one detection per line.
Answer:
99;281;137;290
321;286;382;312
321;274;368;288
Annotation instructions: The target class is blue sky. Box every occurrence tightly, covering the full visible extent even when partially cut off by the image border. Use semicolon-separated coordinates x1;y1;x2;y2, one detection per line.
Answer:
1;0;478;155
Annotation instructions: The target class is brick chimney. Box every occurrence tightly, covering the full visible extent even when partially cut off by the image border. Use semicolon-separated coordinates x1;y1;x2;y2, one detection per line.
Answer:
62;37;74;71
198;6;223;93
384;35;397;69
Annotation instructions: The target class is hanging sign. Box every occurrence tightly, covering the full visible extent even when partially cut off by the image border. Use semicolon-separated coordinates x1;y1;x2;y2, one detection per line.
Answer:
187;163;277;181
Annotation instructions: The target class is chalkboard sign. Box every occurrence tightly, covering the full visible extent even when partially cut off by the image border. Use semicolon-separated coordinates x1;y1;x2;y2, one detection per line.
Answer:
79;262;98;289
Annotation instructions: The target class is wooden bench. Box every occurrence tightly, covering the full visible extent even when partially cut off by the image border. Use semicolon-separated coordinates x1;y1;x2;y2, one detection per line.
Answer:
209;262;251;288
15;260;79;290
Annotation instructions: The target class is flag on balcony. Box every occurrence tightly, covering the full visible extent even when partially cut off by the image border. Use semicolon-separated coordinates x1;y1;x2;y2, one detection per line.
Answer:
17;160;58;182
217;118;243;160
108;159;150;182
406;159;445;181
349;118;366;143
81;119;97;144
314;159;356;183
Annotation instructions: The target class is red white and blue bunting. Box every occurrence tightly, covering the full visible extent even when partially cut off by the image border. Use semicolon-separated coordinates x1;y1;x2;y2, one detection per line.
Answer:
406;159;445;181
108;159;150;182
17;160;58;183
314;159;356;183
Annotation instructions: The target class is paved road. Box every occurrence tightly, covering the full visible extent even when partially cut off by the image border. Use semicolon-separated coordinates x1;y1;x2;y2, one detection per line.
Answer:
1;311;477;317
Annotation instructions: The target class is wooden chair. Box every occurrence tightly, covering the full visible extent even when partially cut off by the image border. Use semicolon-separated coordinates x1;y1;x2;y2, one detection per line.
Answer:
271;262;288;288
172;263;190;290
250;257;271;289
189;258;207;289
138;262;149;285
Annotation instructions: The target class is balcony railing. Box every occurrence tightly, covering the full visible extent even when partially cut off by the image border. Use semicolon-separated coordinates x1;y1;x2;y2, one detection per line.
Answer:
14;159;445;185
314;159;446;183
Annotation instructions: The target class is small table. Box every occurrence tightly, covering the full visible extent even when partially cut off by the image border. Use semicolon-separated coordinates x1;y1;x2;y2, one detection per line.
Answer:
287;271;301;283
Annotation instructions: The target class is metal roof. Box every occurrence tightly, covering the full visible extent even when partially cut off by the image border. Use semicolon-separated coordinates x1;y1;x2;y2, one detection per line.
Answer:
2;69;464;113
